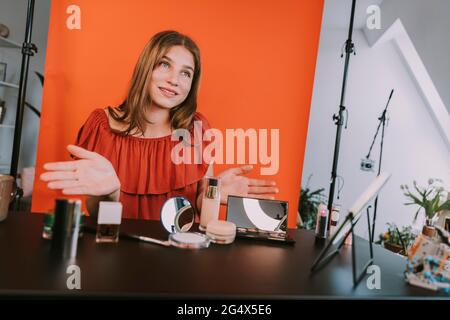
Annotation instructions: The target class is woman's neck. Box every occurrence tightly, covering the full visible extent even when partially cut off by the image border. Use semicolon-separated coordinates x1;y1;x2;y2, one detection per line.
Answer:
142;104;171;138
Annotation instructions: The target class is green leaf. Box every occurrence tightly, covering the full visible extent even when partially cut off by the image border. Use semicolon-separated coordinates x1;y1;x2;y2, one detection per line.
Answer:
405;193;423;206
309;189;325;197
413;182;425;198
431;193;441;212
436;200;450;212
413;207;421;222
424;188;433;198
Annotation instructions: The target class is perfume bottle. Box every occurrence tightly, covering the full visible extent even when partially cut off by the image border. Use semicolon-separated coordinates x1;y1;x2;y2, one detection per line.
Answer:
199;177;221;231
96;201;122;243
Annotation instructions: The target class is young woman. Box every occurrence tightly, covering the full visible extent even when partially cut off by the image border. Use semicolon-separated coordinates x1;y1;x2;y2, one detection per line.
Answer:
40;30;278;219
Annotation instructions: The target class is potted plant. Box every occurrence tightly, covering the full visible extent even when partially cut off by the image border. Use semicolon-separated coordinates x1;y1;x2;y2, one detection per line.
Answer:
401;179;450;236
298;175;327;230
376;223;416;255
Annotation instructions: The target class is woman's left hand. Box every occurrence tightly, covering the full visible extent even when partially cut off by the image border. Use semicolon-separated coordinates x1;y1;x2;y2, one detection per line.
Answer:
217;165;278;204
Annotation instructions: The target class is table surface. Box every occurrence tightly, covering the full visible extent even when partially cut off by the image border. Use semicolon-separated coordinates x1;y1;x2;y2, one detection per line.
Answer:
0;212;447;299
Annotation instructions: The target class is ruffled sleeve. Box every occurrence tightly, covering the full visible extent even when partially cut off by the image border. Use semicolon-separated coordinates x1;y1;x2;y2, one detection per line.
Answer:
75;109;108;150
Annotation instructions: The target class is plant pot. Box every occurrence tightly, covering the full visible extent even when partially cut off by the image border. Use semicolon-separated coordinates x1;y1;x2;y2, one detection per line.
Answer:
383;242;404;254
425;217;436;227
422;225;436;238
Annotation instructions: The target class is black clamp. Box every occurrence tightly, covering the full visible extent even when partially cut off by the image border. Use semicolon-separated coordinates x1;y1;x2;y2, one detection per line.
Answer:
333;105;348;127
332;112;341;124
22;42;38;56
345;39;355;54
340;40;356;57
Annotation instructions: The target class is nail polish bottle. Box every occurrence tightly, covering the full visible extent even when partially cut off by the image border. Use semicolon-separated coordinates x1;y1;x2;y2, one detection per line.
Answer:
96;201;122;243
199;177;221;231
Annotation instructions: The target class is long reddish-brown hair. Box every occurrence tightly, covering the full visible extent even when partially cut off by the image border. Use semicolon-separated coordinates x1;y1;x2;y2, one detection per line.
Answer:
108;30;201;135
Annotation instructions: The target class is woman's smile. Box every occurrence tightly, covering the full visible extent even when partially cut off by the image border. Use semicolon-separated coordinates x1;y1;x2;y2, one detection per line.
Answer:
159;86;178;98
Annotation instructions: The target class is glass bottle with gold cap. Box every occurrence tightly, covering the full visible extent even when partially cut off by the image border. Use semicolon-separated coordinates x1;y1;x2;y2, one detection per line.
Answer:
199;177;221;231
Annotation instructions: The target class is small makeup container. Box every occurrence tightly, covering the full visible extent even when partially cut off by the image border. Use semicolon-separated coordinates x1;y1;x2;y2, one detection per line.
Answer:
206;220;236;244
329;203;341;237
315;203;329;239
42;213;55;240
199;177;221;231
96;201;122;243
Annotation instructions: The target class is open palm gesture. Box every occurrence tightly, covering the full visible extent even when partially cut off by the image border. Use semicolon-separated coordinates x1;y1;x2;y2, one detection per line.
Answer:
217;165;278;204
40;145;120;197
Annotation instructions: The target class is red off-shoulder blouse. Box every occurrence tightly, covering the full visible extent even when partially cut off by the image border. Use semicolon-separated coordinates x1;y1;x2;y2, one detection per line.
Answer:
75;108;211;220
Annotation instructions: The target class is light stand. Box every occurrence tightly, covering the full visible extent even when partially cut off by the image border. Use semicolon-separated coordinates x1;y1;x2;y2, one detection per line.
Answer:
311;206;374;287
368;89;394;242
10;0;37;211
327;0;357;227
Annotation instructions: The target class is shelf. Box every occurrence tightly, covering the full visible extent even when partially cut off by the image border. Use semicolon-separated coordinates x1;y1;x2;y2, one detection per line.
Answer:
0;36;21;49
0;124;14;129
0;81;19;89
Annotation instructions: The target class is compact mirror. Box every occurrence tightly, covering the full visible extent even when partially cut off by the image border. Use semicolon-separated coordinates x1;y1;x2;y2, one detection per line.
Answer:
160;197;210;249
160;197;195;233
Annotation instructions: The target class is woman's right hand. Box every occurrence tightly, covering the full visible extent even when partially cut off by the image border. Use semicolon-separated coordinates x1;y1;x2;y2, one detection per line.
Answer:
40;145;120;199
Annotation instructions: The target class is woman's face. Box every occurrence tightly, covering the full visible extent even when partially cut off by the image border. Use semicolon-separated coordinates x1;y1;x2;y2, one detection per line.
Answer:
149;45;195;109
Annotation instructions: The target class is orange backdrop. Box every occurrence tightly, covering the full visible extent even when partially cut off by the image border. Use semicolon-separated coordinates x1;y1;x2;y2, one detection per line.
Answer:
32;0;324;228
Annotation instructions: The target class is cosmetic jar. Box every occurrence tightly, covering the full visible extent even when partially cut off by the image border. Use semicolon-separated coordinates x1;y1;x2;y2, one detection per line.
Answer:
169;232;211;249
206;220;236;244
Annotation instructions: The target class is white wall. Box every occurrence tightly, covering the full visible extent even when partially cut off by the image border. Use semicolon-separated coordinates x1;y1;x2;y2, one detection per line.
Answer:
364;0;450;116
0;0;50;172
302;27;450;239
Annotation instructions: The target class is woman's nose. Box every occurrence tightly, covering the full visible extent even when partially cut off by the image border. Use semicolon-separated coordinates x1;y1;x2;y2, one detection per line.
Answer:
166;72;178;87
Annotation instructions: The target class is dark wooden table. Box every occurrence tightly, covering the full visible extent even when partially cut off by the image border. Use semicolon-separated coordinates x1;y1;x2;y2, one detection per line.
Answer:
0;212;446;299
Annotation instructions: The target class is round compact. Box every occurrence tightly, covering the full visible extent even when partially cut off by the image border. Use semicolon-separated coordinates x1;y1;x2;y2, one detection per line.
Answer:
206;220;236;244
169;232;211;249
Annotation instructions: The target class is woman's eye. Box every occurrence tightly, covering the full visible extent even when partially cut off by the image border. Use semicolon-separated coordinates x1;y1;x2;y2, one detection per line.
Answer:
160;61;169;69
181;71;191;78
